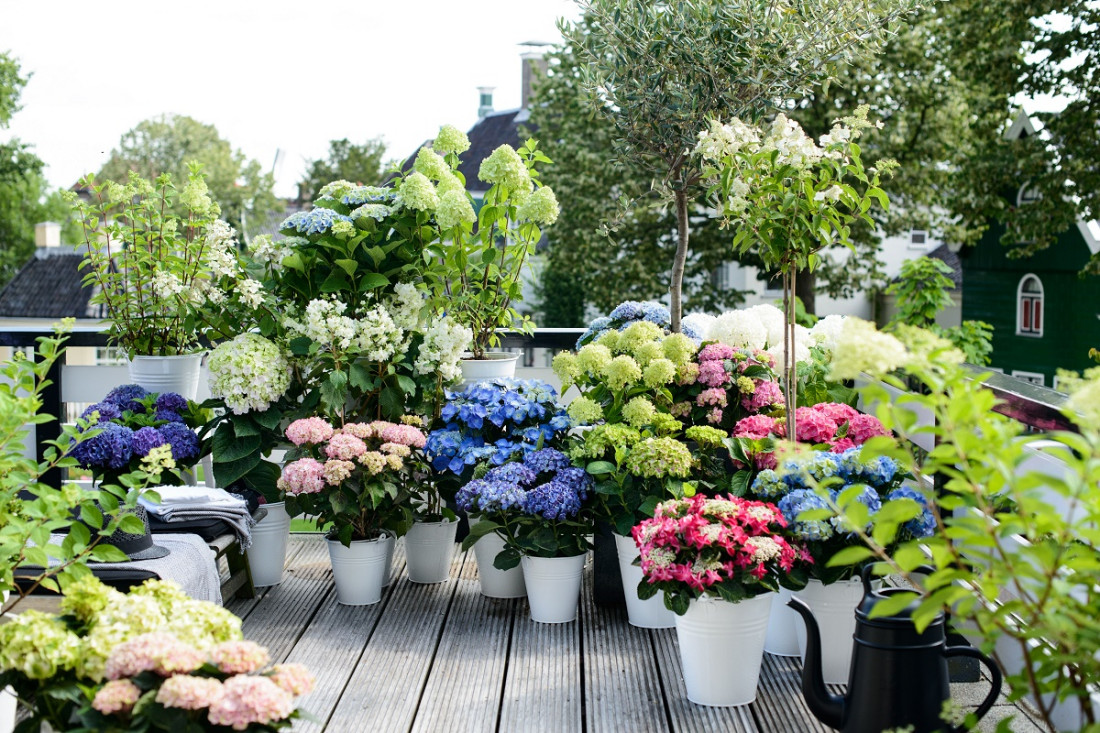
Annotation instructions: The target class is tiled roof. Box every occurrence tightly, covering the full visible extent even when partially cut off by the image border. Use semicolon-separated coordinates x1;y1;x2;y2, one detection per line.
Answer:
0;253;97;318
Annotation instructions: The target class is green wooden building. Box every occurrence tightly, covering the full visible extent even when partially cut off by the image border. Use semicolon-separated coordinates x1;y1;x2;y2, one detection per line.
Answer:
959;114;1100;388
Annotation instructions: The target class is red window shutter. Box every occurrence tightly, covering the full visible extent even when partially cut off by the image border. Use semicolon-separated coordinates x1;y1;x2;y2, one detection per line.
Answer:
1022;299;1031;330
1033;300;1041;331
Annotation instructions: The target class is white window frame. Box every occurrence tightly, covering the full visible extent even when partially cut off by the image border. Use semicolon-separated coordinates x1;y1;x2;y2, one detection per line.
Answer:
1017;184;1041;206
908;229;928;249
1011;370;1045;387
1015;273;1044;337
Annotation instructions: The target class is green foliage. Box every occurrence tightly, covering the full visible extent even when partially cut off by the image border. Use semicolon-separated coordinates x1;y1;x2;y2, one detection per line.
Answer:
844;334;1100;731
0;51;26;126
97;114;279;239
299;137;388;202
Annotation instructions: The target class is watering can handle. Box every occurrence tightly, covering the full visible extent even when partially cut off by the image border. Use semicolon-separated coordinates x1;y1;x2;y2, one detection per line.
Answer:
942;647;1003;732
860;563;938;595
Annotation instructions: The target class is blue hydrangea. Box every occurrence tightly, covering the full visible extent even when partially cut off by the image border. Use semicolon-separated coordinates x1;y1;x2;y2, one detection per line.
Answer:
777;489;835;541
281;209;354;235
485;462;537;486
104;384;147;413
639;301;671;327
520;468;592;520
830;485;882;535
456;479;527;513
342;186;393;206
887;486;937;540
70;422;133;471
523;448;572;475
609;302;645;321
132;426;167;457
154;409;182;423
80;401;121;424
159;422;200;463
750;469;788;500
153;392;188;414
681;320;704;344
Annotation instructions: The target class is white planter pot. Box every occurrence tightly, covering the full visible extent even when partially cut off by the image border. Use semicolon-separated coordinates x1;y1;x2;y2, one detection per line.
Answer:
128;353;203;400
405;519;458;584
794;577;866;684
326;532;394;606
521;553;587;624
247;502;291;587
613;532;675;629
676;593;772;707
472;531;526;598
382;534;396;588
764;586;802;657
0;686;14;733
458;352;519;386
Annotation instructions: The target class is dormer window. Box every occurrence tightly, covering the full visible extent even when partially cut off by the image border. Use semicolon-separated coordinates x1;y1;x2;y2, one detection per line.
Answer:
1017;184;1041;206
1016;274;1044;337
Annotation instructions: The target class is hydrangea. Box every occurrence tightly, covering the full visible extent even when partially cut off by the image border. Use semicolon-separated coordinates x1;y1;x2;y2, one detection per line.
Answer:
209;640;270;675
207;675;295;730
397;172;439;211
552;352;581;386
351;202;393;222
605;355;642;391
80;401;122;424
685;425;727;448
415;315;471;383
625;437;693;478
248;234;292;264
708;310;767;350
516;186;560;225
0;610;81;680
576;344;613;375
810;314;847;355
778;490;835;541
579;424;642;458
208;333;291;415
566;396;603;425
456;478;527;513
281;208;354;235
436;188;477;229
478;144;531;193
269;663;316;696
413;147;449;180
434;124;472;154
886;486;937;540
277;458;326;495
94;679;143;714
104;632;206;679
642;357;677;388
340;185;392;206
521;468;591;520
105;384;148;413
523;448;573;475
155;675;224;711
829;317;911;381
285;417;335;446
621;397;657;428
661;333;698;366
70;422;134;471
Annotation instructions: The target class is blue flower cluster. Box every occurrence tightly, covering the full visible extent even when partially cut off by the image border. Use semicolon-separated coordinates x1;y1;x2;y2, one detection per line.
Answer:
426;379;571;475
886;486;936;540
575;300;704;348
71;385;201;471
341;186;394;206
777;490;835;541
455;449;592;520
280;208;354;235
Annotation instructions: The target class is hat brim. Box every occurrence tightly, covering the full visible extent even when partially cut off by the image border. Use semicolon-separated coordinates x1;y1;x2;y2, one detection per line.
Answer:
121;543;171;561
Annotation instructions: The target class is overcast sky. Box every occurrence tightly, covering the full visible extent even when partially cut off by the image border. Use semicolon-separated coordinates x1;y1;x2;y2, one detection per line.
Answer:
1;0;581;198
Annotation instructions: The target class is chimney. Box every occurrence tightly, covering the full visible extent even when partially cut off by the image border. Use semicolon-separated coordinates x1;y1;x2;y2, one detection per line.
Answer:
34;222;62;258
477;86;495;119
520;47;549;110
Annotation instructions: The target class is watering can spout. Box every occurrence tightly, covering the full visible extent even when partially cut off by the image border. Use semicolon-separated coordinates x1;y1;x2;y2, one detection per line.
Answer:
788;596;847;729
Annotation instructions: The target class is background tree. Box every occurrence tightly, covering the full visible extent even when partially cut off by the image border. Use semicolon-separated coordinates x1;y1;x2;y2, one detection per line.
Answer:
298;137;388;203
561;0;924;331
0;52;77;286
98;114;278;239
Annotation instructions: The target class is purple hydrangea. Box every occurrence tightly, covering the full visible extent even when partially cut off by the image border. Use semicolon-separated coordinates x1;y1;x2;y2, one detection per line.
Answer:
520;470;592;521
80;401;122;424
456;479;526;513
523;448;572;475
159;422;200;463
154;409;183;423
103;384;147;413
153;392;188;414
484;462;537;487
70;422;134;470
131;426;167;457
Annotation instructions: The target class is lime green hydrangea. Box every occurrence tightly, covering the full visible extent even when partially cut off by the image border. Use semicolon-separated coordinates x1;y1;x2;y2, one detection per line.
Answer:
567;396;604;425
685;425;728;448
414;147;450;180
397;172;439;212
436;189;476;229
437;171;465;197
661;333;698;366
596;330;622;352
625;437;693;478
651;413;684;434
622;396;657;428
478;144;531;193
516;186;560;225
317;180;357;199
0;610;81;680
552;352;582;386
434;124;471;155
60;575;122;623
632;340;663;368
606;355;642;391
737;376;755;394
619;321;664;354
577;343;613;375
643;358;677;388
331;219;355;238
582;424;642;458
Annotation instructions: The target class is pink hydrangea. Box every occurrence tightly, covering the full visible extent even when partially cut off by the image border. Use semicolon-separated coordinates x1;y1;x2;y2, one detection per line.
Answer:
285;417;334;446
697;360;729;387
695;388;727;407
379;423;427;449
92;679;141;715
340;423;373;439
732;414;781;440
104;632;204;680
207;675;295;730
741;380;784;412
847;414;890;444
268;663;315;696
750;349;776;369
209;641;270;675
324;433;367;460
829;438;857;453
156;675;225;710
278;458;326;495
793;407;839;444
322;459;354;486
706;407;724;424
812;402;861;426
698;343;735;362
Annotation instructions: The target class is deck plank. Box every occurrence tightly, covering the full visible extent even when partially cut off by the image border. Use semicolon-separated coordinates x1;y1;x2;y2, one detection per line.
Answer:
581;575;669;733
752;653;833;732
226;537;309;620
322;544;462;731
410;551;514;733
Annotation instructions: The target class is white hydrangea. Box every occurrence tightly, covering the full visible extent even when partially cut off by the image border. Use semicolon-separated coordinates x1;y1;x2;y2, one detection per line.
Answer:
415;315;473;383
355;304;405;362
386;283;423;332
707;310;767;350
206;245;239;279
238;278;264;309
763;325;813;369
829;317;911;381
681;312;716;338
286;299;358;351
208;333;292;415
205;219;236;249
763;113;823;169
152;271;186;299
744;304;785;348
810;314;848;355
694;118;761;161
249;234;291;264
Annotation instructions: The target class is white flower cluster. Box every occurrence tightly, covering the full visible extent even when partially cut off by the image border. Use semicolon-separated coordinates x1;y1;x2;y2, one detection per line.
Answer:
828;317;910;381
809;314;847;356
705;303;814;365
208;333;293;415
415;315;472;383
286;299;358;351
355;303;405;362
763;114;824;169
238;278;265;308
249;234;292;265
386;282;422;332
694;118;761;161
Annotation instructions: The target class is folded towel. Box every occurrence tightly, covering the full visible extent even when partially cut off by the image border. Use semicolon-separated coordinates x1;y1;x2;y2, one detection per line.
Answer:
141;486;248;507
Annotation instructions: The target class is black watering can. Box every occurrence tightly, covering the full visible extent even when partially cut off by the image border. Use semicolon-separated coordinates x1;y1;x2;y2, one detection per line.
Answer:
788;565;1003;733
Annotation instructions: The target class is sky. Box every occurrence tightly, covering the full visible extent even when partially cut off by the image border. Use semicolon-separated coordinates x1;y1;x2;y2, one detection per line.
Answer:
0;0;581;198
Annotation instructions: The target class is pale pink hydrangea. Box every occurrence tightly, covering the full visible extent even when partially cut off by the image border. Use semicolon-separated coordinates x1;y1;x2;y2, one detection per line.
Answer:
379;442;411;457
741;380;784;412
207;675;295;730
92;679;141;715
847;414;891;444
285;417;334;446
104;632;204;680
671;401;693;417
695;388;728;407
268;663;315;696
156;675;225;710
676;363;700;385
340;422;373;439
706;407;724;425
278;458;326;495
209;641;270;675
322;459;354;486
324;433;367;460
379;423;427;448
793;407;839;444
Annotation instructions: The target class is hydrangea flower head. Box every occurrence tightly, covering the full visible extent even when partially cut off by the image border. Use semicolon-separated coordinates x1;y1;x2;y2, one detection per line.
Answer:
434;124;471;155
208;333;292;415
605;355;642;391
414;147;449;180
281;208;353;236
516;185;560;225
397;172;439;211
478;144;531;193
104;384;148;413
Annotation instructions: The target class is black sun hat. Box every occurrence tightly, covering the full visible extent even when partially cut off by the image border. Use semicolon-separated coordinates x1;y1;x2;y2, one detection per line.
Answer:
93;504;170;561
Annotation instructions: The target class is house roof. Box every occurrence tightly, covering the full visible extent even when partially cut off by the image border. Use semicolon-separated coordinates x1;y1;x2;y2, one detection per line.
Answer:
0;253;97;319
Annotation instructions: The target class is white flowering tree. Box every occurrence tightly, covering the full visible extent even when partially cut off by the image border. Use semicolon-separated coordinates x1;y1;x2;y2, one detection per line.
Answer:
696;108;893;437
562;0;925;332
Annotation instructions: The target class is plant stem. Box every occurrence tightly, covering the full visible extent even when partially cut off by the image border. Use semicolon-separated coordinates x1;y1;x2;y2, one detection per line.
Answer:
671;188;690;333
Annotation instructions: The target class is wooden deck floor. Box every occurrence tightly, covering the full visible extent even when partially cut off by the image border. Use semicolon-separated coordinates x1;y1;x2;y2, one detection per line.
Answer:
231;535;1040;733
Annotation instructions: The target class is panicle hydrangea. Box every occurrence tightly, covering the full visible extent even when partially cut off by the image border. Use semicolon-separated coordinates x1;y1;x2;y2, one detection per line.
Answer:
552;352;581;387
152;270;187;300
351;203;393;222
605;355;642;391
285;417;335;446
284;298;358;351
414;147;450;180
437;188;477;229
619;397;656;428
631;340;663;368
764;113;824;168
515;186;560;225
354;303;405;362
433;124;471;154
415;315;471;383
478;144;531;193
625;437;693;478
207;675;296;730
397;172;439;211
155;674;225;711
93;679;143;715
829;317;911;381
694;117;762;161
248;234;292;264
566;396;604;425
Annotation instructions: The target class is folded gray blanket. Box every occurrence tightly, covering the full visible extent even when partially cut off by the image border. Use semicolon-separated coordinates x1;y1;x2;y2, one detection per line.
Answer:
148;505;262;552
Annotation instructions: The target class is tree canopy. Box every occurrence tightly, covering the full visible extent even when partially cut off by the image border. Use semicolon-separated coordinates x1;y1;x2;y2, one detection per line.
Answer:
298;137;388;203
98;114;279;238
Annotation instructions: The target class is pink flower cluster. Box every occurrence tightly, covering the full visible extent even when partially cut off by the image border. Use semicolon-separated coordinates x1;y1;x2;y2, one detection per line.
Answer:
278;457;326;495
377;422;427;449
731;403;892;469
631;494;804;594
207;675;296;731
325;433;368;460
269;663;316;696
92;679;141;715
104;632;205;680
741;379;783;412
210;640;270;675
285;417;335;446
156;674;225;710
